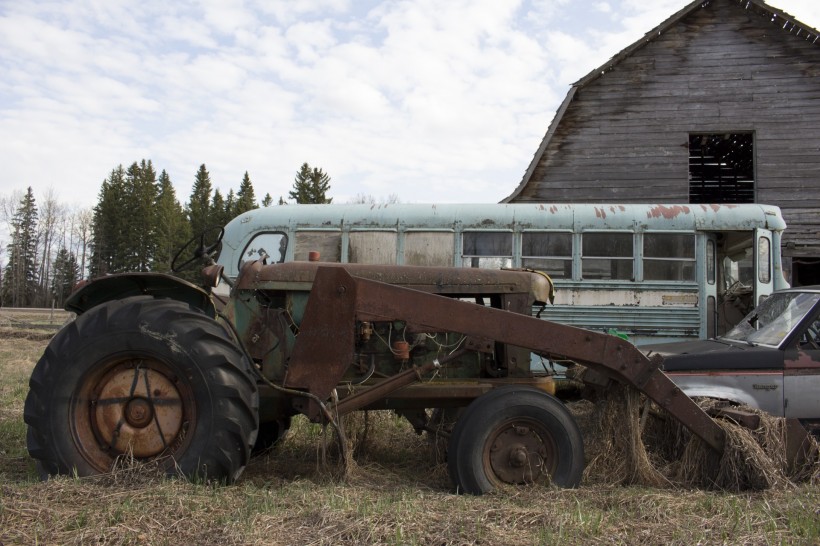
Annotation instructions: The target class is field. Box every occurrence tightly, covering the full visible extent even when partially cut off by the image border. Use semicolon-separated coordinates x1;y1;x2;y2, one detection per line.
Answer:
1;330;819;545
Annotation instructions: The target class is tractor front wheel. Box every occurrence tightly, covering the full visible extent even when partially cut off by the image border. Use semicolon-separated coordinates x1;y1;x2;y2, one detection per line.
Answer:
448;386;584;494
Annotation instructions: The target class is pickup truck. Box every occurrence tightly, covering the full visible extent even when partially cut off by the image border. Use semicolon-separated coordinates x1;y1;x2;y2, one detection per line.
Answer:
644;287;820;435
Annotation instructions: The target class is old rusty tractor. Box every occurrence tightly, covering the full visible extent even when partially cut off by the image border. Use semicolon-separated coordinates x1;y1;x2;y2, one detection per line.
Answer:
25;229;731;494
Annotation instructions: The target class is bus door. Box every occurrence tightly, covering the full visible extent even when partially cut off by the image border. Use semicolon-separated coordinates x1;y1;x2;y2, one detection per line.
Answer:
755;228;774;305
716;230;755;335
714;228;775;335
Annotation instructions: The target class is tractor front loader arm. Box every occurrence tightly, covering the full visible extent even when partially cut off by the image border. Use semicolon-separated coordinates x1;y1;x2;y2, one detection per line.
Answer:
283;267;726;454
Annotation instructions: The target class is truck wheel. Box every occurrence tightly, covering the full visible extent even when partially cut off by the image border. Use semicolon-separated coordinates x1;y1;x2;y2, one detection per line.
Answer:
448;386;584;494
24;297;259;483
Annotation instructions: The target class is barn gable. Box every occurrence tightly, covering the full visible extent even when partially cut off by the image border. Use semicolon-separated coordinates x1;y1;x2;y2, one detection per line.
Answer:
503;0;820;275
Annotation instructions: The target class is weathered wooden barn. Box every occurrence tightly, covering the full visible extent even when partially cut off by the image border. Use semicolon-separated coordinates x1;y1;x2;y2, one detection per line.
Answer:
503;0;820;285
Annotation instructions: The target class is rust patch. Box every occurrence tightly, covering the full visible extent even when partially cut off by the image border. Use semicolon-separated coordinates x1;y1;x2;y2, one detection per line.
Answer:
647;205;692;219
785;349;820;370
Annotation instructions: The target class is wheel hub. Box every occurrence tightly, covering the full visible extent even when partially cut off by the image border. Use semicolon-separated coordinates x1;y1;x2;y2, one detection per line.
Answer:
93;365;184;458
488;423;552;485
509;446;528;467
125;397;154;428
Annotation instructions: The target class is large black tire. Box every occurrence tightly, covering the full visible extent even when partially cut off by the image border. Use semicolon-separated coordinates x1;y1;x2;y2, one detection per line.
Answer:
24;297;259;483
448;386;584;495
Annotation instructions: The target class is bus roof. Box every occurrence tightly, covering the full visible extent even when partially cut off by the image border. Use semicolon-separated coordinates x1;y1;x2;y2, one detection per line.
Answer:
222;203;786;238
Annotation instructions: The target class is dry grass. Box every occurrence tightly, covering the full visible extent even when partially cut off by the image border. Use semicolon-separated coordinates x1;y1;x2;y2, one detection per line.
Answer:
1;333;819;545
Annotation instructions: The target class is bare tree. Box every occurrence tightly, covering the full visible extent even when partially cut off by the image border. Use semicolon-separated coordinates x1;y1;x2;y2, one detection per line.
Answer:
348;193;401;205
0;191;22;273
36;189;65;306
72;208;93;280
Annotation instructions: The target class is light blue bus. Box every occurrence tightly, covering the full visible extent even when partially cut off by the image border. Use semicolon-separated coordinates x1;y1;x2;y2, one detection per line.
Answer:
217;203;788;344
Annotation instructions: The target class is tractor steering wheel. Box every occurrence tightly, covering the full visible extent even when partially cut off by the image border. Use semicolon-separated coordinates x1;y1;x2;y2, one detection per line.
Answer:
171;226;225;272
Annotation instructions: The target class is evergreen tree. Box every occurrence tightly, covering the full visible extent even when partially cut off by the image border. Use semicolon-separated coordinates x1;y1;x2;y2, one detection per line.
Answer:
261;193;273;207
235;171;257;214
289;163;332;204
1;187;40;307
224;189;236;220
126;160;158;271
90;166;128;275
188;164;213;236
154;170;190;272
89;161;159;276
210;188;227;229
51;247;80;307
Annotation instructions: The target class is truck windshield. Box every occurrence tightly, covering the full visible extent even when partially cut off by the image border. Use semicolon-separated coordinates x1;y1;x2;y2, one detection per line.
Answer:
722;292;820;347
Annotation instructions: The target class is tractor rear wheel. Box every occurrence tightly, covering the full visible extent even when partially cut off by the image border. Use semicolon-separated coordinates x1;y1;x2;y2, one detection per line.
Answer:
448;386;584;494
24;297;259;483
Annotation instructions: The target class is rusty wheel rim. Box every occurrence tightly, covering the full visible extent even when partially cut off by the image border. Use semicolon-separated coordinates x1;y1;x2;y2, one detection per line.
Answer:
483;417;558;486
70;357;196;473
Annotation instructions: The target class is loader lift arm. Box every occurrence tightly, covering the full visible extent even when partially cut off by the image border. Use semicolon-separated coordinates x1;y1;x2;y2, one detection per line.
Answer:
283;267;726;455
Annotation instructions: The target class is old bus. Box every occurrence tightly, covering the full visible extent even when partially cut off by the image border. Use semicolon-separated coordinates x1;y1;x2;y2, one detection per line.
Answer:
217;203;788;344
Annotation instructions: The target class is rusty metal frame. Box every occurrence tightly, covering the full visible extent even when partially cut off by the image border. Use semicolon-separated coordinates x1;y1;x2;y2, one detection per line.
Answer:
283;267;726;454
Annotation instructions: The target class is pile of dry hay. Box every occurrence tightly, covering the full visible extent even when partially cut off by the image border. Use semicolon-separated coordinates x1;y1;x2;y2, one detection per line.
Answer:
303;375;819;493
569;381;820;492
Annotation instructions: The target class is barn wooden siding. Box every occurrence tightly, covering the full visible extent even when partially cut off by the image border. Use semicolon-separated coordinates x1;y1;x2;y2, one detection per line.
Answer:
505;0;820;257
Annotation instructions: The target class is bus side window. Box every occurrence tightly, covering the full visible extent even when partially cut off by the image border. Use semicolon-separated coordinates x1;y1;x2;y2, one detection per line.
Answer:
462;232;512;269
643;233;696;281
349;231;398;264
294;231;341;262
582;233;633;280
521;232;572;279
405;232;454;266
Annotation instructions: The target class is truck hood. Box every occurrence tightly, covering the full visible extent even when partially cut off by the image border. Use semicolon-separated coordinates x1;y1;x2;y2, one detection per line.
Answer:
642;339;780;372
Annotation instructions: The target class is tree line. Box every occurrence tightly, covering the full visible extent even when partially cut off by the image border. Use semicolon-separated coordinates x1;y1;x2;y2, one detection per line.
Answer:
0;160;334;308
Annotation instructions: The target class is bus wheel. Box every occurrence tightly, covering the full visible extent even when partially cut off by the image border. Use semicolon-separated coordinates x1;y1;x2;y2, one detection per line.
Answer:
448;386;584;495
24;297;259;483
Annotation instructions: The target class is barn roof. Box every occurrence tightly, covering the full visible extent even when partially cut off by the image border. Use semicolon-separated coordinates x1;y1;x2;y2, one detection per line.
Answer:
502;0;820;203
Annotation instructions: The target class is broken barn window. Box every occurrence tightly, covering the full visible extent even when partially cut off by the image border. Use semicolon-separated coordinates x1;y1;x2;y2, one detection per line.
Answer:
462;231;512;269
689;133;755;203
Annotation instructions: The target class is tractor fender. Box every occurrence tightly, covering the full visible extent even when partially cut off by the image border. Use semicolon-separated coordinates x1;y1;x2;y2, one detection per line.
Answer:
65;272;216;318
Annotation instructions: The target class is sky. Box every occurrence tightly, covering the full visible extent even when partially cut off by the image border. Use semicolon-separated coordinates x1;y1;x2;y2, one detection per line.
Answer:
1;0;820;212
